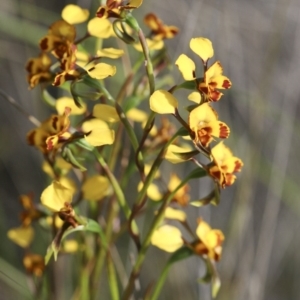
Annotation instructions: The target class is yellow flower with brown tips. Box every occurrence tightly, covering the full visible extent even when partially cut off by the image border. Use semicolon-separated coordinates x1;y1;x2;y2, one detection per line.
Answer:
194;218;224;261
25;53;52;89
198;61;232;102
189;103;230;148
144;13;179;41
96;0;143;19
209;142;243;188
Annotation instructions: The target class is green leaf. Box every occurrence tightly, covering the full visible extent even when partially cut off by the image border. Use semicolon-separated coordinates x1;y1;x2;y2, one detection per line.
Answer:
177;80;197;90
82;75;103;91
186;168;207;180
176;126;190;136
45;218;107;264
168;246;194;265
172;149;200;161
113;20;136;44
190;184;220;207
42;89;56;108
185;104;199;112
61;147;87;171
176;77;203;91
123;96;144;112
70;80;84;108
198;258;221;298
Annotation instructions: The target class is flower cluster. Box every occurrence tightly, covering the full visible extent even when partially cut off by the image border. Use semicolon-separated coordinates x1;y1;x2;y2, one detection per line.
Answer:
7;2;243;299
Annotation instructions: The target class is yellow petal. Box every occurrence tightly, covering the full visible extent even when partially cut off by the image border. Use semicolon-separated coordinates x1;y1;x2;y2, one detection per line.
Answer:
211;142;232;163
61;4;89;24
97;48;124;59
133;39;164;52
164;207;186;222
127;108;148;122
190;37;214;62
129;0;143;8
86;63;116;79
210;75;232;90
138;182;162;201
206;61;223;79
82;175;111;201
63;240;79;252
48;20;76;42
189;103;218;131
150;90;178;114
88;18;112;38
58;177;77;194
175;54;196;81
205;230;225;249
188;92;201;103
56;97;86;115
165;144;192;164
93;104;119;123
7;226;34;248
196;219;211;241
144;164;160;178
41;181;73;211
151;225;183;252
206;121;230;139
82;119;115;146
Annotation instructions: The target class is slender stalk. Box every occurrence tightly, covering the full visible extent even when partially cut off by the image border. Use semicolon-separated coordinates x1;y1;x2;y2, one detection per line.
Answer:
138;29;155;95
92;148;138;234
107;252;120;300
122;175;193;300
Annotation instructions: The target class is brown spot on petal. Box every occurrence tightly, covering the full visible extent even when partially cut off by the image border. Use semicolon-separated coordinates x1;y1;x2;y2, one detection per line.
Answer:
209;89;222;102
219;123;229;138
27;130;36;145
96;7;106;18
197;126;213;147
234;159;243;173
222;79;231;89
39;38;49;51
52;116;58;131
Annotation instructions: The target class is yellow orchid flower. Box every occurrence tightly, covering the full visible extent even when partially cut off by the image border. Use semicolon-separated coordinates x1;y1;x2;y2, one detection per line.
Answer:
96;0;143;19
25;53;52;89
209;142;243;188
194;219;224;261
40;181;73;212
7;226;34;248
82;175;112;201
27;107;71;153
144;13;179;41
175;37;214;81
168;174;190;206
56;97;87;115
23;253;45;277
151;225;184;252
150;90;178;114
61;5;89;25
82;119;115;147
198;61;232;102
189;103;230;148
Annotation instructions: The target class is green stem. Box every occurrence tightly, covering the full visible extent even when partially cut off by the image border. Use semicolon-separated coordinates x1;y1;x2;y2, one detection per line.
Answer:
107;252;120;300
123;132;193;300
149;264;171;300
138;28;155;95
135;127;183;206
92;148;138;234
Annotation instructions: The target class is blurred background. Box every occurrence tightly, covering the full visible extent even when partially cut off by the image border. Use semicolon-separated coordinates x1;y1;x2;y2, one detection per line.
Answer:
1;0;300;299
